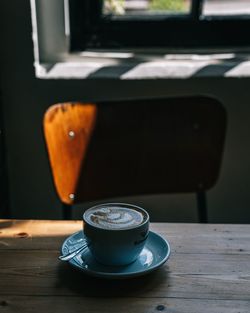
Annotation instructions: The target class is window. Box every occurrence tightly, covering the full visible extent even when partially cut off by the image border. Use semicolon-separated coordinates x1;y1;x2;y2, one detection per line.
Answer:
69;0;250;50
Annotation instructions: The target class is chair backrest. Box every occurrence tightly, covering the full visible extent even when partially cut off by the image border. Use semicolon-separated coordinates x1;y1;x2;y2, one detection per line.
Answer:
43;97;227;221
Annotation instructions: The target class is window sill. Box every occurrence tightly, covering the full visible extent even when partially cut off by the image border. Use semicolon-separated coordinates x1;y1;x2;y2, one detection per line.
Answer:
31;1;250;80
35;53;250;79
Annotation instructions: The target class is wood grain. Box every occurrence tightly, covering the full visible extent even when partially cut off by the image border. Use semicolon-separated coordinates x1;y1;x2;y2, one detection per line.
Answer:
1;220;250;313
43;102;97;204
0;296;250;313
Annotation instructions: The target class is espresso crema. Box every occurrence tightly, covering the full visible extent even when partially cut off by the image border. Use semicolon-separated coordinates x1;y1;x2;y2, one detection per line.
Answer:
85;206;145;230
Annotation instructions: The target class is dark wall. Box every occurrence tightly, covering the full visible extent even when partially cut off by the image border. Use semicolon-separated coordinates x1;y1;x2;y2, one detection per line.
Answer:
1;0;250;222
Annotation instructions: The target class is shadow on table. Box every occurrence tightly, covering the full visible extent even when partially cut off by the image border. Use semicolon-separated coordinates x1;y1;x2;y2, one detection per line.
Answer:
57;262;170;297
0;220;28;229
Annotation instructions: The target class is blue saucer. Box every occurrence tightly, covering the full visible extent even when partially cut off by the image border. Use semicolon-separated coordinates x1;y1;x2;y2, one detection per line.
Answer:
61;230;170;279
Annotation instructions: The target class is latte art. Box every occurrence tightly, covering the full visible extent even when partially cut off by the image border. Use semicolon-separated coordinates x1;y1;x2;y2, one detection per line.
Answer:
86;206;144;229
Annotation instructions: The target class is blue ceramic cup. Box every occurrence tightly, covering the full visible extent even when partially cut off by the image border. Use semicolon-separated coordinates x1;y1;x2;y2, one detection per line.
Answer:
83;203;149;266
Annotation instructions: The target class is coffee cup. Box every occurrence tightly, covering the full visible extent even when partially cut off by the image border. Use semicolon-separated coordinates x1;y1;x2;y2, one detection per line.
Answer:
83;203;149;266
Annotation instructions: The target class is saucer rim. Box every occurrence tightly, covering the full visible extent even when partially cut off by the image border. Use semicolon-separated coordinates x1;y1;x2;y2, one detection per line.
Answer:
61;230;171;279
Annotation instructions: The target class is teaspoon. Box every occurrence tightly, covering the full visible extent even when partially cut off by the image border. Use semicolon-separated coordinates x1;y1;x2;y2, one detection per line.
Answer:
59;242;88;261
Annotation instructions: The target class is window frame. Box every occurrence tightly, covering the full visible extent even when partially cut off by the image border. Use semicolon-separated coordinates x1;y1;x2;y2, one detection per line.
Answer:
69;0;250;51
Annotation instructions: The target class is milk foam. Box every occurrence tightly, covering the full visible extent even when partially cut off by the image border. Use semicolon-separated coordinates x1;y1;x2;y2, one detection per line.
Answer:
86;206;144;229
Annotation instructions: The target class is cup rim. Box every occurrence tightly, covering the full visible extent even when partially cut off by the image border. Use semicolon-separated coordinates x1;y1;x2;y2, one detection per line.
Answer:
83;202;149;231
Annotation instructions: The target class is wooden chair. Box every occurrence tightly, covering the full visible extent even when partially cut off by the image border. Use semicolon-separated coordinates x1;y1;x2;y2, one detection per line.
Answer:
43;97;227;222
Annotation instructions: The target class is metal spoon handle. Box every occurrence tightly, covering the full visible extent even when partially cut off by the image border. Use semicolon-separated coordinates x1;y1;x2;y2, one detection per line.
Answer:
59;243;88;261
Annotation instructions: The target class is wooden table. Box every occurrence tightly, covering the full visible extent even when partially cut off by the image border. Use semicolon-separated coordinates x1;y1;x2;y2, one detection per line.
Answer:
0;220;250;313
